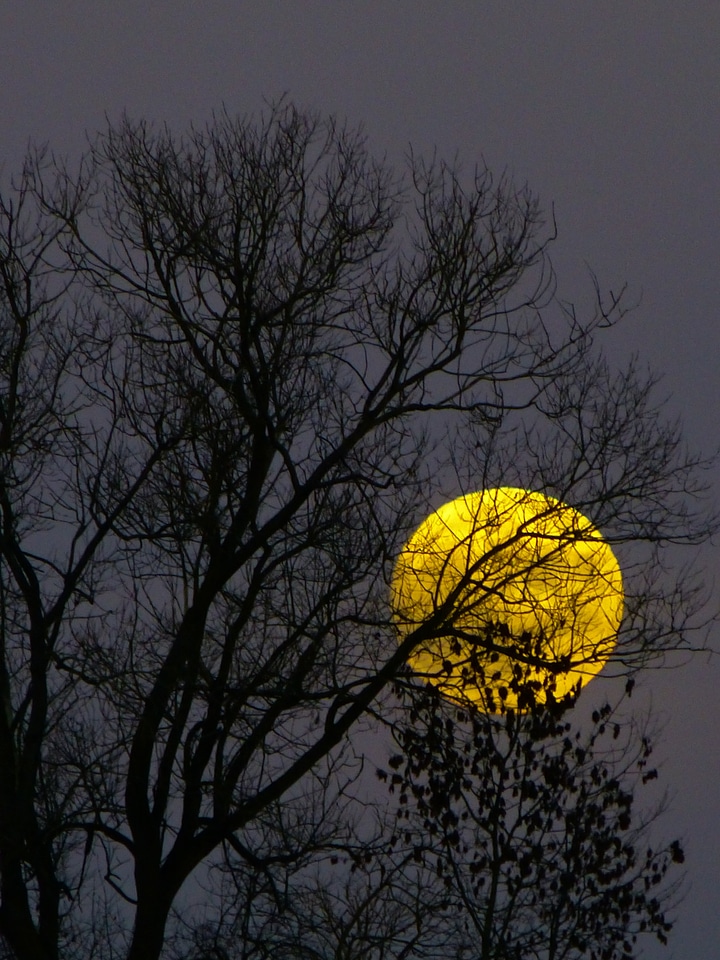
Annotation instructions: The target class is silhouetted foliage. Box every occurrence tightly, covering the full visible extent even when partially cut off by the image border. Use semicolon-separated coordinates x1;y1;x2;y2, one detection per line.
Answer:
380;683;681;960
0;102;711;960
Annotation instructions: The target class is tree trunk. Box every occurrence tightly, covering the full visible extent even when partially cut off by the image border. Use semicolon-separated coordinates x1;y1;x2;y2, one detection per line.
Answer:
126;893;173;960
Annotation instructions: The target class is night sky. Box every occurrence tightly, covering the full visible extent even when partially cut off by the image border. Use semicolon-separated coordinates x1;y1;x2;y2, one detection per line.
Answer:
2;4;718;956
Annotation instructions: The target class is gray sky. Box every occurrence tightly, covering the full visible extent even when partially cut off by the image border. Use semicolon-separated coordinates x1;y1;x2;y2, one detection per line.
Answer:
2;3;718;956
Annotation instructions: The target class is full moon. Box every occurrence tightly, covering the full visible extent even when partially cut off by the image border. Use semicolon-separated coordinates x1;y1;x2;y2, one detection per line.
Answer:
390;488;623;711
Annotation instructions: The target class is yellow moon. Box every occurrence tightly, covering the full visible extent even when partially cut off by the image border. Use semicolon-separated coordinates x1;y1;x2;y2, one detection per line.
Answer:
390;488;623;711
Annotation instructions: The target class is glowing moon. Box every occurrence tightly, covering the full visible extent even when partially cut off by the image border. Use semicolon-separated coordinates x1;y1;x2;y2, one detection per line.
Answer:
390;488;623;711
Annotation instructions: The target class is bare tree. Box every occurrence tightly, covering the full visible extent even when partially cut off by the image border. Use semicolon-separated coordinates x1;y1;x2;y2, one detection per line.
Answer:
0;102;712;960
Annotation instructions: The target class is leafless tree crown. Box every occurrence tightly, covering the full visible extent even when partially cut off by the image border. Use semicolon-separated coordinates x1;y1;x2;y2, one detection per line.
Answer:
0;103;712;960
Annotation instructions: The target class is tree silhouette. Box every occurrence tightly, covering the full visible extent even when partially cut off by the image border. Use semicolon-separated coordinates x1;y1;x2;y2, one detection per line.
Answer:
173;685;684;960
0;102;711;960
382;685;683;960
